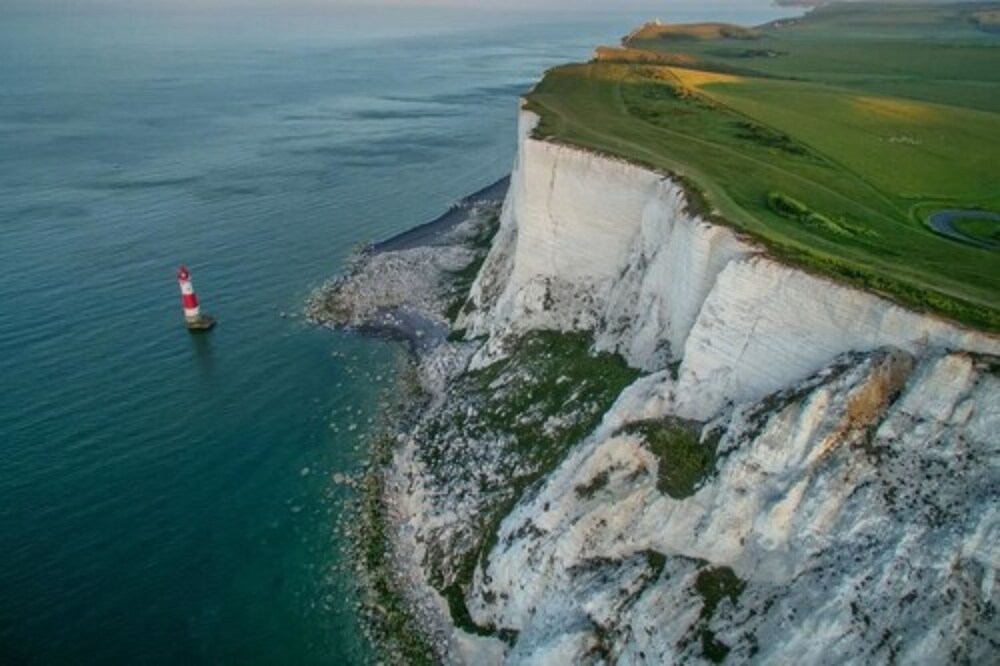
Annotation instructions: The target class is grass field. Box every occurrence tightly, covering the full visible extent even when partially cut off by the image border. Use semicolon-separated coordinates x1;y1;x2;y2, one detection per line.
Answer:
526;2;1000;331
954;216;1000;245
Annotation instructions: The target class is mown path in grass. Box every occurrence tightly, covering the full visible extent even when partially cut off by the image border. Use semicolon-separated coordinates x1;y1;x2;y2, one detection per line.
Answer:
544;76;898;234
610;74;909;231
928;210;1000;250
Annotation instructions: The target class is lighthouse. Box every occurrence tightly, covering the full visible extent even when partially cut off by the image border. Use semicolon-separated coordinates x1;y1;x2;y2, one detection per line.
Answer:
177;265;216;331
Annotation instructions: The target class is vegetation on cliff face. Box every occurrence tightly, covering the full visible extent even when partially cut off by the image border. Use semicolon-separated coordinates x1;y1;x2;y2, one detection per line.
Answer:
309;197;645;650
353;363;439;666
691;566;747;663
444;210;501;326
524;2;1000;332
415;331;640;634
624;419;719;499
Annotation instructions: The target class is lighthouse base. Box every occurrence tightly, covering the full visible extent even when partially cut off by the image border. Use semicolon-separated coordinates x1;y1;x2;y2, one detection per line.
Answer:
185;314;217;332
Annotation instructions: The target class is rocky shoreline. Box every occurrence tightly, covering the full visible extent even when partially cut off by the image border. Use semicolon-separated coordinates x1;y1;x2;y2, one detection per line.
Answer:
307;178;507;351
307;179;653;663
307;183;510;663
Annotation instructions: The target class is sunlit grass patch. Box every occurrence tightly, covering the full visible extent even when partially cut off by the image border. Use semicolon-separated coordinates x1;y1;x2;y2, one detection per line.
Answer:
853;95;939;122
667;66;743;90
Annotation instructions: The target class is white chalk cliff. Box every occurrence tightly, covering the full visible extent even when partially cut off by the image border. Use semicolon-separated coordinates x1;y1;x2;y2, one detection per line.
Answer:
462;110;997;414
444;109;1000;663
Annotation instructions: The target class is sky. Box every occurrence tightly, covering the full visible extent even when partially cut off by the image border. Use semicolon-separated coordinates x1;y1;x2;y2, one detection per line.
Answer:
3;0;786;14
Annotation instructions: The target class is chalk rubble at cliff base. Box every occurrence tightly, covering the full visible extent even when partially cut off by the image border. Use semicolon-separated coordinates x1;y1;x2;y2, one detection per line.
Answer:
313;108;1000;665
307;202;499;345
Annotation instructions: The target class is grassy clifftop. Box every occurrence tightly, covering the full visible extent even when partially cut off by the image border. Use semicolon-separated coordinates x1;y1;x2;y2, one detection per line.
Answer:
525;2;1000;332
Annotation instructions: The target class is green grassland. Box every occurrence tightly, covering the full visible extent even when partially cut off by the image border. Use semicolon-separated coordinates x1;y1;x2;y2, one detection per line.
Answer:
954;216;1000;245
525;2;1000;331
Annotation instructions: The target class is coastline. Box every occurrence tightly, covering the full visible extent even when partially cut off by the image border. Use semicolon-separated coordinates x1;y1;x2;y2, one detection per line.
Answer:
374;176;510;254
308;181;509;663
307;177;508;353
309;112;1000;662
303;6;1000;660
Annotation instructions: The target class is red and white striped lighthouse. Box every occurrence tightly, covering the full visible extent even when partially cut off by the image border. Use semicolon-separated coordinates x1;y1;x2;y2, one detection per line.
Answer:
177;265;216;330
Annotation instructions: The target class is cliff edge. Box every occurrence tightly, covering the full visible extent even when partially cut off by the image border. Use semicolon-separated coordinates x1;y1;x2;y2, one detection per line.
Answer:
313;102;998;664
449;108;999;663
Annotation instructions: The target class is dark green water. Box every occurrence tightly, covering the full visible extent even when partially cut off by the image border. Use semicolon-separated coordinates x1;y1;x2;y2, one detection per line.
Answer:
0;6;789;664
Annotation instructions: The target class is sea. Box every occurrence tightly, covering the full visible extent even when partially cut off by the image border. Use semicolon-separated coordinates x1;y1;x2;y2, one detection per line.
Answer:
0;5;791;664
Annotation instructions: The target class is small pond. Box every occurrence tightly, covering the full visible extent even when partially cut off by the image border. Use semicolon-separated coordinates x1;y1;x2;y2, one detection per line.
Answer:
927;209;1000;250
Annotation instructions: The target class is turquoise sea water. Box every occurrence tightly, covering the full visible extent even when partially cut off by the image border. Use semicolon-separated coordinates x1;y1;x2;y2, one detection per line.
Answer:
0;7;789;664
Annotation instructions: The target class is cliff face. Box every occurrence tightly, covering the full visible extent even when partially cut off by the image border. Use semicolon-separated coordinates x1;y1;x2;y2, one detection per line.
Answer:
450;110;1000;663
467;347;999;663
463;110;997;416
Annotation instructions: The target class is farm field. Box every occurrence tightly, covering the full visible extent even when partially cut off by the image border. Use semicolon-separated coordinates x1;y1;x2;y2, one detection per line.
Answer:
525;2;1000;331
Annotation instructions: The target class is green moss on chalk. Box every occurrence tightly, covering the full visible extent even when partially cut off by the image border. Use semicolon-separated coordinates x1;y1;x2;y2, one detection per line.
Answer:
625;418;716;499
